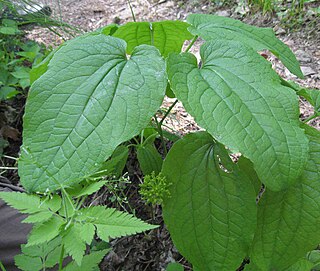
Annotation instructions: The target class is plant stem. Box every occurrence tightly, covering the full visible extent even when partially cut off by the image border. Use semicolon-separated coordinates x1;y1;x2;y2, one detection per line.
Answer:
303;113;319;123
154;115;167;156
160;99;178;125
185;35;198;53
0;261;6;271
2;155;17;160
127;0;136;22
58;244;64;271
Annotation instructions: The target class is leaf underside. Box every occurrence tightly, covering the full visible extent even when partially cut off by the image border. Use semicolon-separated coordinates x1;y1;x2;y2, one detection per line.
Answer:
187;14;303;78
19;34;166;192
251;125;320;271
162;131;257;271
167;39;308;191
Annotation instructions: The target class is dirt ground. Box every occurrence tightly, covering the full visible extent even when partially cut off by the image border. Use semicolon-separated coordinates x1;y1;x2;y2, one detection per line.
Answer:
3;0;320;270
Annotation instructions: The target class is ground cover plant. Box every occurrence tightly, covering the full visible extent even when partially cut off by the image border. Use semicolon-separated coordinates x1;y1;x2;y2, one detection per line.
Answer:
0;12;320;271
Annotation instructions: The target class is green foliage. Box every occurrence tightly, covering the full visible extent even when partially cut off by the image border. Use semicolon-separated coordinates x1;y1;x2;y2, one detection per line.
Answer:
167;39;307;191
15;237;63;271
162;132;257;270
250;125;320;270
187;14;304;78
0;188;156;268
0;18;48;101
101;21;193;57
19;34;167;193
166;262;185;271
137;142;163;175
140;172;170;205
5;14;319;271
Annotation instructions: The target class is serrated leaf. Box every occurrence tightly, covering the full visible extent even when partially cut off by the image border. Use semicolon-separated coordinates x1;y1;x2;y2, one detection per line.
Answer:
14;254;43;271
75;181;107;198
250;125;320;270
0;192;41;214
17;237;63;270
167;40;308;191
27;216;64;246
108;21;193;57
77;206;158;240
187;14;303;78
162;132;257;271
42;194;62;212
19;34;166;192
63;249;109;271
62;224;86;265
137;143;163;175
75;223;95;245
23;211;53;223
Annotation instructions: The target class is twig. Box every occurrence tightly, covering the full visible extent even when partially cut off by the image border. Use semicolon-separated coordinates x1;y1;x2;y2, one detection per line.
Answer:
0;182;25;192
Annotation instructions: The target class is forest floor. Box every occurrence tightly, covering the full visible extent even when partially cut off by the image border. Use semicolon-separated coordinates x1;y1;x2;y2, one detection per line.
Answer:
1;0;320;270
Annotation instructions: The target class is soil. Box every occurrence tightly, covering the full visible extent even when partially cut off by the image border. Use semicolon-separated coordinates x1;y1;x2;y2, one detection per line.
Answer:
1;0;319;270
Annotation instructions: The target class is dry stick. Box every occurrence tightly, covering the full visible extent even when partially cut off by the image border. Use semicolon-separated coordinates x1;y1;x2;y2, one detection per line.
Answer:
0;182;25;192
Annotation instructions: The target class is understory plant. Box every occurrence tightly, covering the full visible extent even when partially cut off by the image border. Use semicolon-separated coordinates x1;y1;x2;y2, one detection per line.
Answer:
0;13;320;271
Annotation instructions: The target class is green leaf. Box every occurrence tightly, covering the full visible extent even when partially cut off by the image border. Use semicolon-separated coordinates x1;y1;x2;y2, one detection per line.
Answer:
19;34;166;192
0;26;19;35
285;258;314;271
250;125;320;270
237;157;261;195
15;237;63;270
62;224;86;265
162;132;257;271
74;181;107;198
14;254;43;271
167;40;308;191
76;223;95;245
91;145;129;179
22;211;53;223
109;21;193;57
0;192;41;214
42;194;62;212
0;86;19;100
166;262;184;271
77;206;158;240
187;14;303;78
27;216;64;246
30;46;63;85
63;249;110;271
11;67;31;79
137;143;163;175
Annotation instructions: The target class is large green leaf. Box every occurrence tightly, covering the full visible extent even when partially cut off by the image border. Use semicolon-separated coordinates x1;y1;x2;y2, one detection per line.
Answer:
187;14;303;78
162;132;257;271
250;125;320;270
104;21;193;57
167;40;308;191
19;34;166;192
